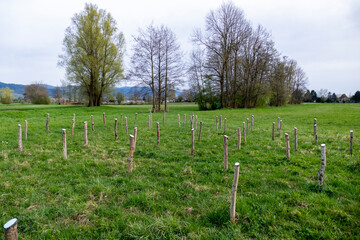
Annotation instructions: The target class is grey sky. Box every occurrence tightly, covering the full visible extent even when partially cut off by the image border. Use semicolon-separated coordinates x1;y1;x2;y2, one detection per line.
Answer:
0;0;359;95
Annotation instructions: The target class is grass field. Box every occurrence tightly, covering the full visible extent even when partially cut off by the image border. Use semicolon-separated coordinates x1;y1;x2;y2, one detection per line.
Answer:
0;103;359;239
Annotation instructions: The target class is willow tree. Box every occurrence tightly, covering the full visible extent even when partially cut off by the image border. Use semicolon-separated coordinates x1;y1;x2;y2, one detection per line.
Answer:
59;3;125;106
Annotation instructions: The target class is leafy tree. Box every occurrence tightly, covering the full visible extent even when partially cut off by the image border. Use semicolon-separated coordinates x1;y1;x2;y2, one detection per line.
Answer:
310;90;317;102
351;91;360;103
59;3;125;106
53;86;63;103
303;90;312;102
24;83;50;104
0;87;14;104
116;92;125;104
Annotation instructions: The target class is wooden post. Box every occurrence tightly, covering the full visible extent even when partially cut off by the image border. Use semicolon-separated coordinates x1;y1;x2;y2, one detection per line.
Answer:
251;115;254;131
230;163;240;222
195;115;198;130
84;121;88;145
190;115;194;130
103;112;106;125
157;122;160;145
350;130;353;155
191;128;195;155
224;135;228;170
294;127;298;152
277;117;280;132
114;119;118;140
243;122;246;143
224;118;227;134
314;124;318;145
246;118;249;134
128;134;135;173
279;120;282;137
285;133;290;159
318;144;326;186
178;114;181;128
216;116;218;130
3;218;18;240
24;120;27;140
237;127;241;149
219;115;222;128
91;115;94;132
62;129;67;159
71;118;75;136
198;121;203;141
121;114;123;128
163;111;165;124
314;118;317;136
133;127;138;151
46;113;49;132
183;114;186;125
125;117;128;134
134;113;137;124
272;122;275;141
18;124;22;152
148;115;151;129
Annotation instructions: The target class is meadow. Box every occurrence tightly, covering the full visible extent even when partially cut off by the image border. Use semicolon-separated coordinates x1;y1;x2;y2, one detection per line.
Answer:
0;103;359;239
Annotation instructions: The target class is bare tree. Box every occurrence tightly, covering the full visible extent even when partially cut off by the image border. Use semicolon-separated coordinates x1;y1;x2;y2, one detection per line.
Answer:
130;24;183;112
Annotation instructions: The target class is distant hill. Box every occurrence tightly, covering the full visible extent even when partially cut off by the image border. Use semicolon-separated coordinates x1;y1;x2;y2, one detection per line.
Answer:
0;81;182;99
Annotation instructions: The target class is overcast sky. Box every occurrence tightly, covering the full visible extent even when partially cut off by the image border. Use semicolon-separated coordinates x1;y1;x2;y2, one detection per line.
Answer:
0;0;359;95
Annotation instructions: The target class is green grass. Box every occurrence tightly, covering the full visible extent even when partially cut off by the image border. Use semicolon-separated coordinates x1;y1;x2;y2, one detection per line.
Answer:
0;103;359;239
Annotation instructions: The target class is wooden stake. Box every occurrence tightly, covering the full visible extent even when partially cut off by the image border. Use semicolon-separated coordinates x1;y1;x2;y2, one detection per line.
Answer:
18;124;22;152
216;116;218;130
62;129;67;159
128;134;135;172
314;124;318;145
314;118;317;136
224;135;229;170
114;119;118;140
285;133;290;159
350;130;353;155
84;121;88;145
24;120;27;140
125;117;128;134
190;115;194;130
46;113;49;132
198;121;203;141
237;127;241;149
157;122;160;145
191;128;195;155
251;115;254;131
294;127;298;152
134;113;137;124
272;122;275;141
243;122;246;143
318;144;326;186
103;112;106;125
134;127;137;151
178;114;181;128
219;115;222;128
71;118;75;136
3;218;18;240
91;115;94;132
246;118;249;134
230;163;240;222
